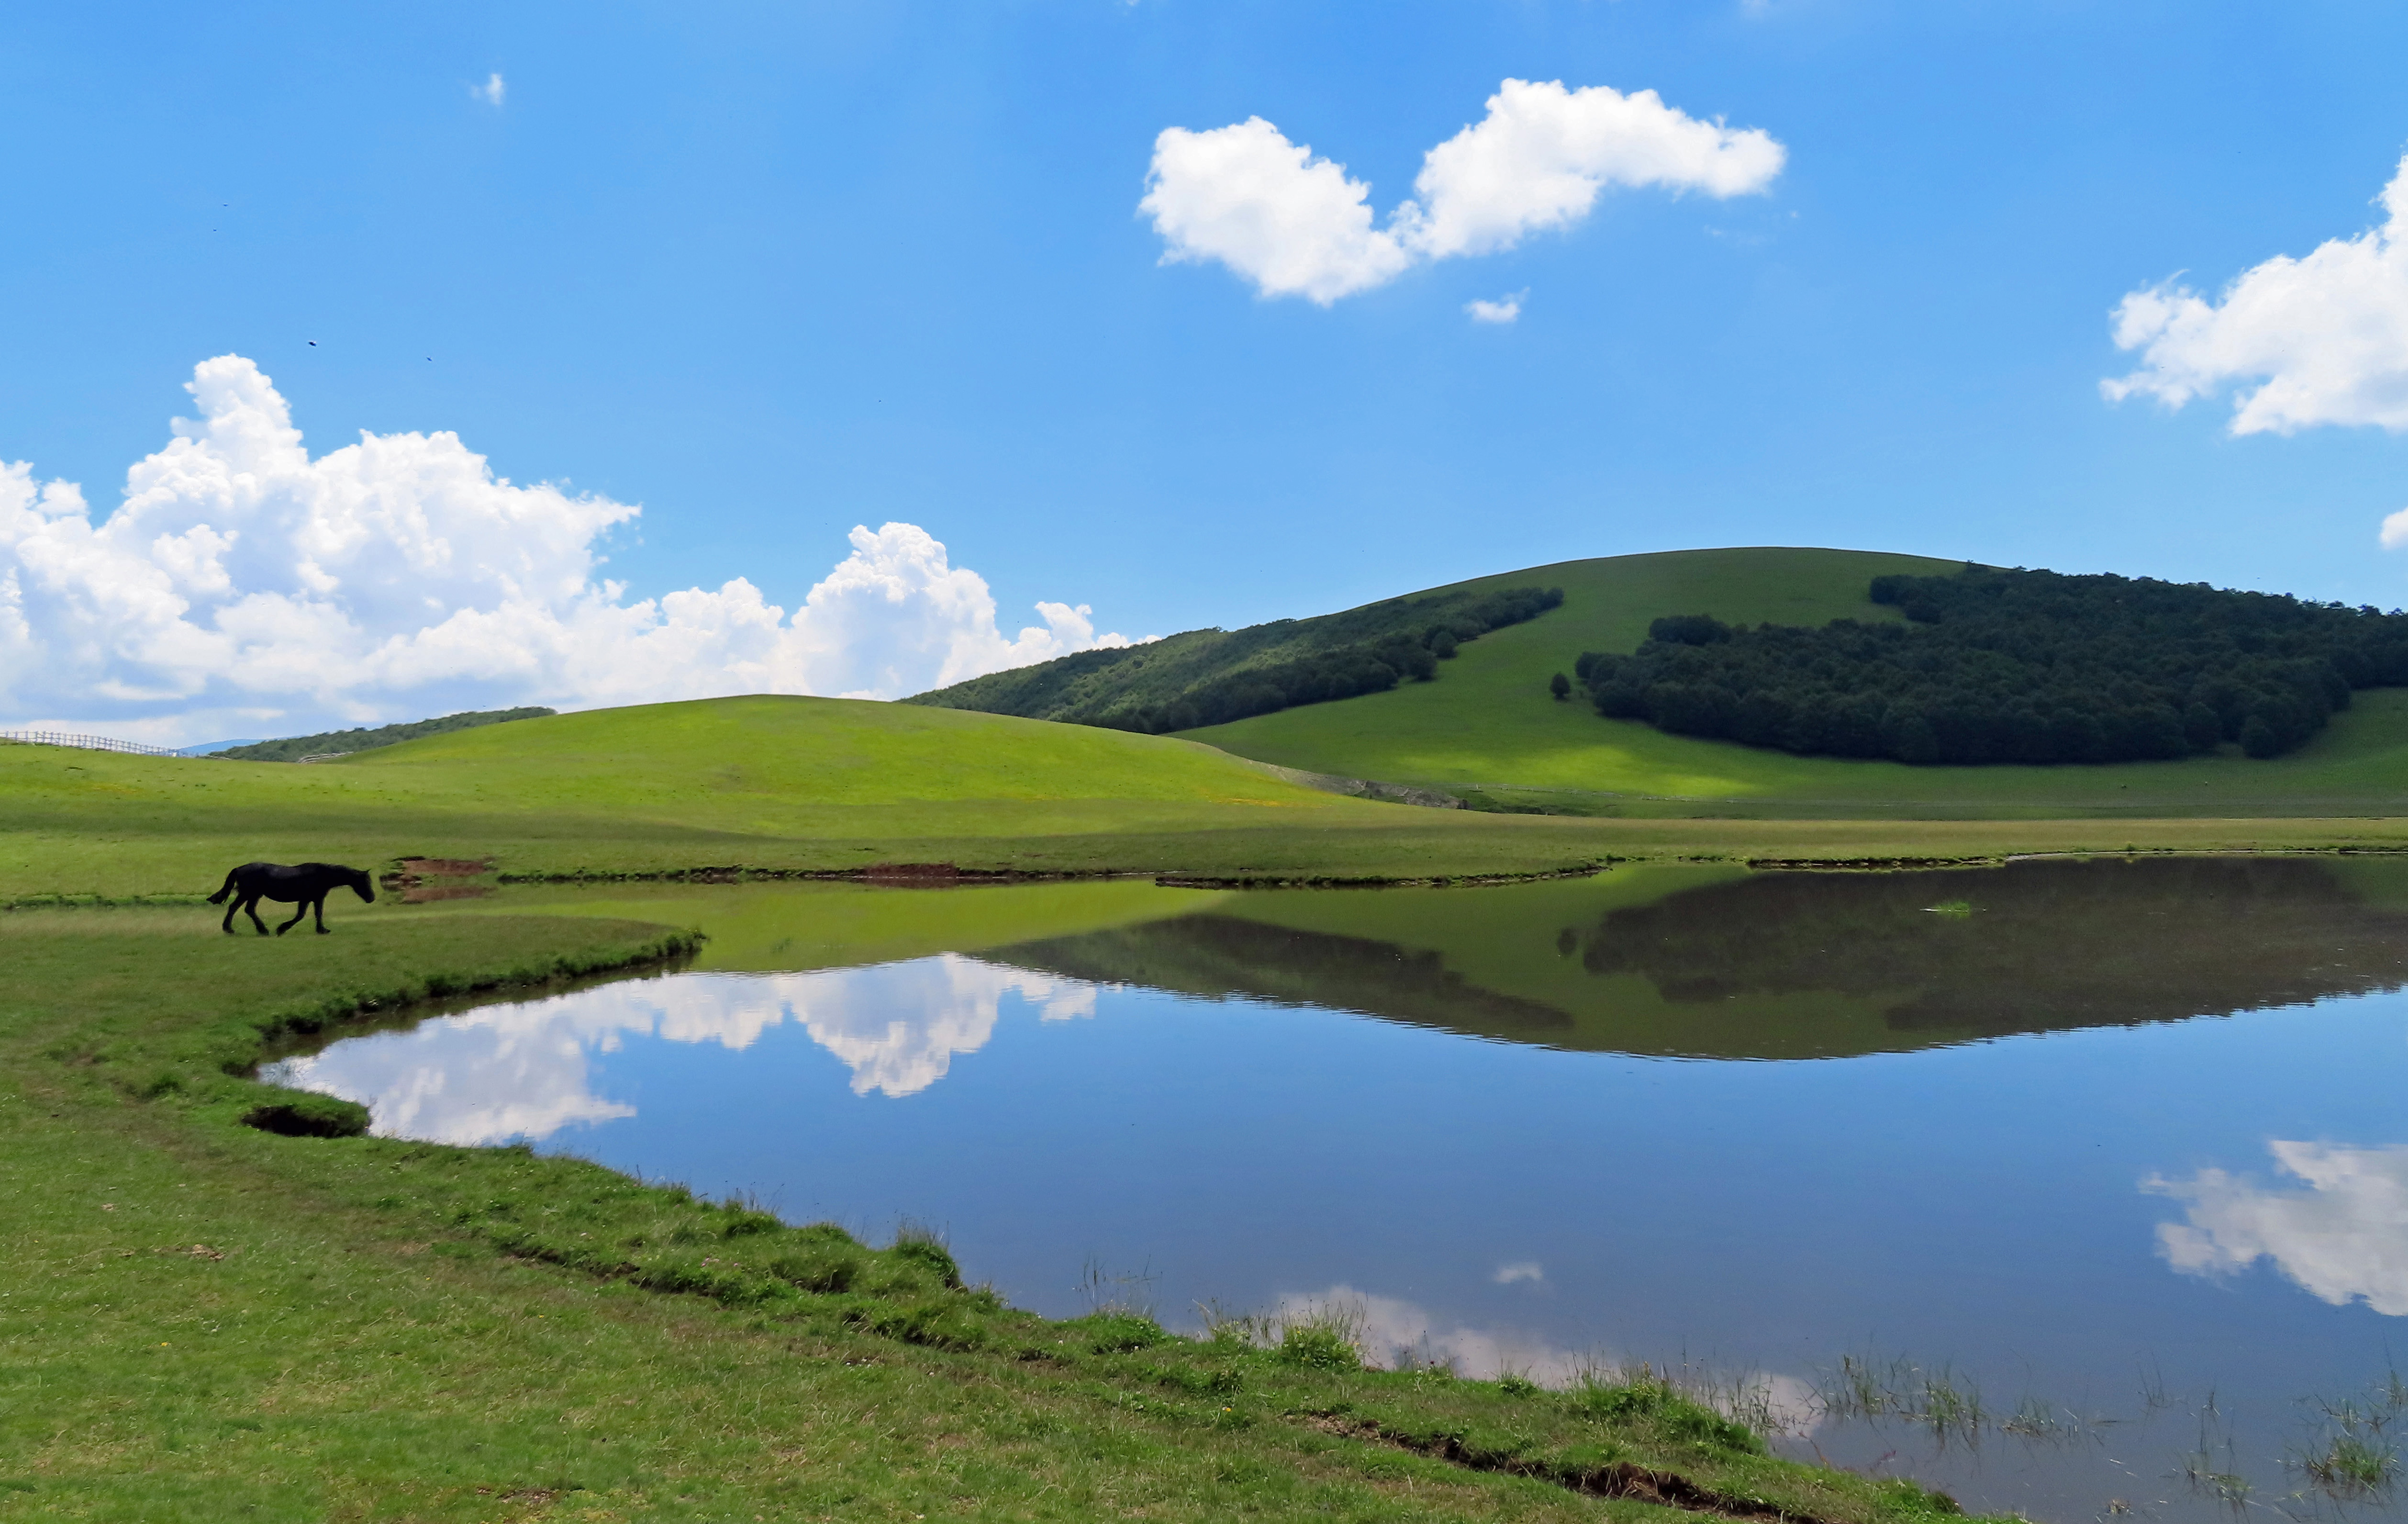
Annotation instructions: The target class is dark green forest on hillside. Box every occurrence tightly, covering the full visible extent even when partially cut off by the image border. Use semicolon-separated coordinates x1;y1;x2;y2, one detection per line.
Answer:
217;706;556;763
911;584;1561;734
1575;566;2408;765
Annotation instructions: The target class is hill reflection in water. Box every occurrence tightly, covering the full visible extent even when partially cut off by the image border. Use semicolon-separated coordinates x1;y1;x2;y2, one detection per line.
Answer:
995;857;2408;1059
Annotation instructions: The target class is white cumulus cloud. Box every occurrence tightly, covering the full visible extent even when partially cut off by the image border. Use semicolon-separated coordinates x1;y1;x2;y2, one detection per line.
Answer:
2146;1140;2408;1315
472;72;505;107
0;357;1126;742
1141;78;1784;306
1140;117;1415;303
1466;291;1526;324
2104;155;2408;437
2384;506;2408;551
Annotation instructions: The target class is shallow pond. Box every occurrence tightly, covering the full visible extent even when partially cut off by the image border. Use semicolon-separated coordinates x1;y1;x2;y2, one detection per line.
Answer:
267;858;2408;1524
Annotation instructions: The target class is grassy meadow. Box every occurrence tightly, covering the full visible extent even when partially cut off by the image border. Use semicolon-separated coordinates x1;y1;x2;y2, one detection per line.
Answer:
1180;548;2408;818
12;692;2408;909
0;694;1602;896
1;892;2005;1523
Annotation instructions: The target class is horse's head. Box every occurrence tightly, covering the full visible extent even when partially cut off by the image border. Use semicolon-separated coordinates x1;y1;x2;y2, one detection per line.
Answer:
348;867;376;903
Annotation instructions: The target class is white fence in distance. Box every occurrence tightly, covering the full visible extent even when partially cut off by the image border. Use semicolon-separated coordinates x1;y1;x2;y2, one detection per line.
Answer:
0;729;186;759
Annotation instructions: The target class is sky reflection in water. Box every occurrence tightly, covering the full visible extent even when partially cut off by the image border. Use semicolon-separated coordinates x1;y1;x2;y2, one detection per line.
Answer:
270;860;2408;1524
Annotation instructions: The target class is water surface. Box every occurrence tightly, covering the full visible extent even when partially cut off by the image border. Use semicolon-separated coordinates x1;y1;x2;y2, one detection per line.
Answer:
268;860;2408;1524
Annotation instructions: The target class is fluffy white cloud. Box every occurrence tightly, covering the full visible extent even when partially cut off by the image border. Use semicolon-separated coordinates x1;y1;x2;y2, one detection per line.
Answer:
472;72;505;107
1466;291;1526;324
2104;155;2408;437
0;356;1126;740
2384;506;2408;551
1140;118;1415;303
2146;1140;2408;1315
1402;80;1785;261
1141;79;1784;305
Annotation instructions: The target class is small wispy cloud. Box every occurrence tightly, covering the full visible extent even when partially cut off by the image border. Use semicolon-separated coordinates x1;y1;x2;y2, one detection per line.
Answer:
471;72;505;108
1491;1261;1544;1285
1466;291;1527;325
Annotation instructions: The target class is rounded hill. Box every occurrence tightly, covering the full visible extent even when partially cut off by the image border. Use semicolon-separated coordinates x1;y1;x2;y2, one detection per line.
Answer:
1174;547;2408;818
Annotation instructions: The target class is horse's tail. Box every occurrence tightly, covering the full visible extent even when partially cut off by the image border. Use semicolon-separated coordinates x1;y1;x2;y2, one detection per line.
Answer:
206;869;238;905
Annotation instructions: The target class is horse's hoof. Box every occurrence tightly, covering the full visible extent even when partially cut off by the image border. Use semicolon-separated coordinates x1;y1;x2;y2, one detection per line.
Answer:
316;928;331;935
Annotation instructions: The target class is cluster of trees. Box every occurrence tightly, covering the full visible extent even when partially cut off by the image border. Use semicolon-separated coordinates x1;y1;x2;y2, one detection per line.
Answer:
1572;566;2408;765
219;706;556;762
914;585;1563;734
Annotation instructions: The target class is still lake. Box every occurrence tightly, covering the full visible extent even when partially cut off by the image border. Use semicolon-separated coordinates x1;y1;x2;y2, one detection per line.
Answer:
268;859;2408;1523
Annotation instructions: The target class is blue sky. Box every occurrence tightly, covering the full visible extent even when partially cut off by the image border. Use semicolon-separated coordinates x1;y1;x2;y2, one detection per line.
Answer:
4;1;2407;737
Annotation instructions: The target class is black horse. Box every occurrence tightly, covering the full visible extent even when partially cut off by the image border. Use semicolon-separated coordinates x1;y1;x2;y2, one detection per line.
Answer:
208;862;376;936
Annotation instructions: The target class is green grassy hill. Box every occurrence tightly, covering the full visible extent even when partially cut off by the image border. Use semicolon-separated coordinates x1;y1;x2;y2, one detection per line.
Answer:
16;684;2408;904
17;694;1791;897
216;705;555;762
908;582;1561;734
0;695;1439;896
1179;548;2408;818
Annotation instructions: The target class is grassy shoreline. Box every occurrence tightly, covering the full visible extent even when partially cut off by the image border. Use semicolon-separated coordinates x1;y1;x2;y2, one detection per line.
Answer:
1;902;1999;1522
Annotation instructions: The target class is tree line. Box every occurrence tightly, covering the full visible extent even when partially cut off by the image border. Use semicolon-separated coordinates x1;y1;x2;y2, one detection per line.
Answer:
1571;565;2408;765
913;585;1564;734
217;707;558;763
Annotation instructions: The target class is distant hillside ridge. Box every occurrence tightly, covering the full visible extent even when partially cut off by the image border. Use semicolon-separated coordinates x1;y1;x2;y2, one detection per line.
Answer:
1160;548;2408;818
217;706;557;763
1577;565;2408;764
907;584;1562;734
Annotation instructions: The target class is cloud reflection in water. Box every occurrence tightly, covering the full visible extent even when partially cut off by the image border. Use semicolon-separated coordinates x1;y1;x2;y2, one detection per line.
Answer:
265;958;1095;1144
1270;1284;1818;1430
2146;1141;2408;1315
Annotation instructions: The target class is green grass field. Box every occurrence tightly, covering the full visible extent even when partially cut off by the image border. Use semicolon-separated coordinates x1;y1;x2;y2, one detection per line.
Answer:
1180;548;2408;818
0;694;1606;896
0;896;2004;1523
15;691;2408;907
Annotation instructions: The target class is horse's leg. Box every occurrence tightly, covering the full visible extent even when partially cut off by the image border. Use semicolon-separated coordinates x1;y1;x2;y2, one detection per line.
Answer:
275;898;309;936
243;894;271;936
313;896;331;934
222;894;239;934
